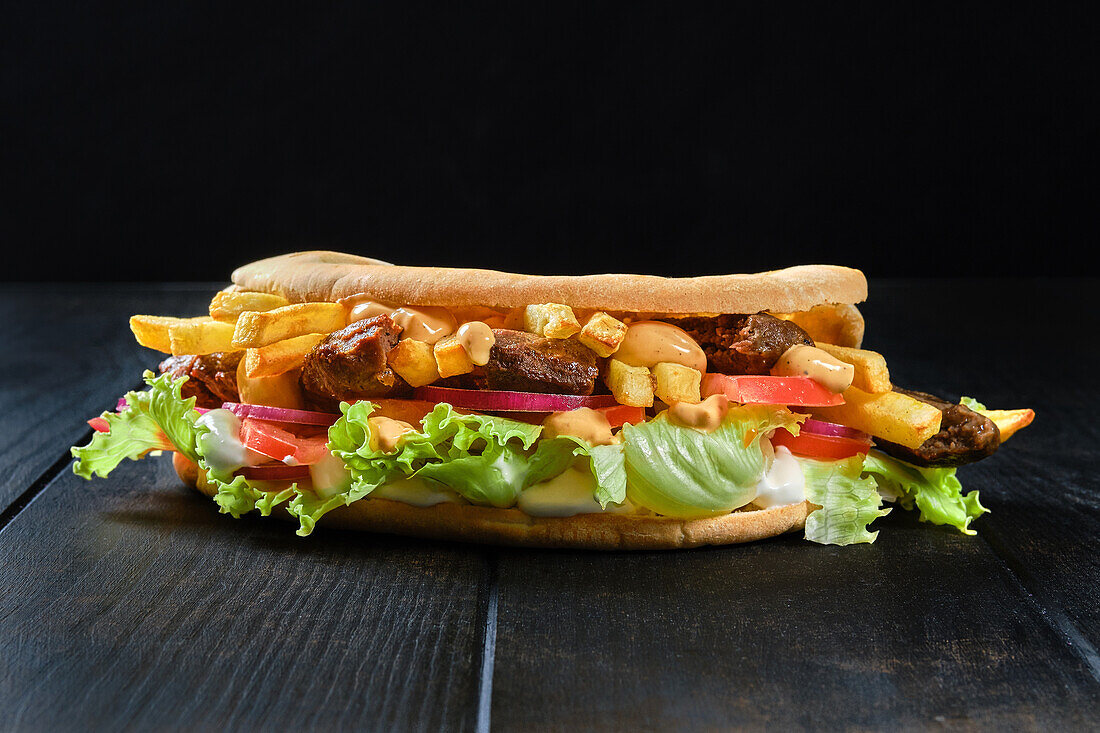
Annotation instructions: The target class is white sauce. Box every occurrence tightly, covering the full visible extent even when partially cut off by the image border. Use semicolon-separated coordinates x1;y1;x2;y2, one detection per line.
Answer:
517;465;637;517
372;477;466;507
195;409;264;475
752;444;806;508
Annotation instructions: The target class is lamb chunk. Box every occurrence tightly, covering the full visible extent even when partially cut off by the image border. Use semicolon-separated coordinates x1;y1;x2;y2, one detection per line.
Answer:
876;388;1001;467
665;313;813;374
483;329;600;395
299;315;409;408
158;352;241;408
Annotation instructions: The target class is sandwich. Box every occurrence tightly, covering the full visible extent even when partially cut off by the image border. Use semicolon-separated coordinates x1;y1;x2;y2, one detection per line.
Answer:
71;251;1034;549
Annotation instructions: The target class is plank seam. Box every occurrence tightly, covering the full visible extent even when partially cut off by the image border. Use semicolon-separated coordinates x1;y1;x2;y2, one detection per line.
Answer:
0;379;148;535
979;531;1100;685
475;551;500;733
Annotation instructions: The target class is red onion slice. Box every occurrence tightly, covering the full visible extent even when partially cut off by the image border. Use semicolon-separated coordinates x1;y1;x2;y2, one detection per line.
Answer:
800;417;870;441
238;464;312;481
413;386;620;412
221;402;339;426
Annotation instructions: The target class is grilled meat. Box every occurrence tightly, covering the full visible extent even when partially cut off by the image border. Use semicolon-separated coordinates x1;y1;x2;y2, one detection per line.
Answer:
876;388;1001;467
440;329;601;395
158;352;241;408
665;313;813;374
299;314;409;409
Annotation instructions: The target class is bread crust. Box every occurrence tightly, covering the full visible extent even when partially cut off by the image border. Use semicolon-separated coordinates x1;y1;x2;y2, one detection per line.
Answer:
173;454;809;550
232;251;867;315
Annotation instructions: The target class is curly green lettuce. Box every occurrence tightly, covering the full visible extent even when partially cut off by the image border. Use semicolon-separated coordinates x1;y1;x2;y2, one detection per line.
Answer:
800;455;891;545
862;450;987;535
72;371;202;478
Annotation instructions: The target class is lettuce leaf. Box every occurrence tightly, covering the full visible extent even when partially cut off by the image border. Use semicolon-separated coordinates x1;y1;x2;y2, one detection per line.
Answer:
72;371;202;478
800;455;891;545
960;396;987;411
862;450;987;535
526;436;628;507
621;405;804;518
295;401;547;535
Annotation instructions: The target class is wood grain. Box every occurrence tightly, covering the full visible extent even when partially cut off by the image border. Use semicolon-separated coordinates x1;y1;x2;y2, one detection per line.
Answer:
0;285;213;513
0;456;488;731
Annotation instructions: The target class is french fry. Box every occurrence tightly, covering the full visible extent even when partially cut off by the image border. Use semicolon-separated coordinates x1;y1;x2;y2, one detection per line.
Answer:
577;312;628;357
524;303;581;339
389;339;441;387
815;342;891;393
243;333;325;378
168;320;237;355
129;315;212;353
434;335;475;378
605;359;654;407
653;362;702;404
811;387;942;449
775;304;865;348
976;408;1035;443
236;361;304;409
209;290;290;323
231;302;346;349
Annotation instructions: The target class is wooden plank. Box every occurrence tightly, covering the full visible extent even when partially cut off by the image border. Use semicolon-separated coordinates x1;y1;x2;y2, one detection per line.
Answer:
859;279;1100;654
0;285;214;513
489;523;1100;730
0;455;488;731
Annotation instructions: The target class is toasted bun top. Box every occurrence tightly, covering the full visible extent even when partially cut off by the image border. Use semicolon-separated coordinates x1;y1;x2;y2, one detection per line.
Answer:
232;251;867;314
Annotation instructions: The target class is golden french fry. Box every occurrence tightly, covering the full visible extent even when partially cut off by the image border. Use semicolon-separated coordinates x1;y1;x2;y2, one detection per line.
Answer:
167;320;237;356
231;302;346;349
434;335;475;378
605;359;654;408
524;303;581;339
236;360;304;409
243;333;325;378
775;304;865;348
390;339;441;387
209;290;290;323
653;362;701;404
129;315;212;353
815;342;891;393
811;387;942;449
578;312;628;357
976;408;1035;443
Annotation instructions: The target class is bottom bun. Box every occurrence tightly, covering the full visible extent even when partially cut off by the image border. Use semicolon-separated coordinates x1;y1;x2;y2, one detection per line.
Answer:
173;453;810;550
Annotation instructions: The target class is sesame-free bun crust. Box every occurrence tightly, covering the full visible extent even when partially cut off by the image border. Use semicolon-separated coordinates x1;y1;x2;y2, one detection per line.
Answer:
174;454;809;550
232;251;867;315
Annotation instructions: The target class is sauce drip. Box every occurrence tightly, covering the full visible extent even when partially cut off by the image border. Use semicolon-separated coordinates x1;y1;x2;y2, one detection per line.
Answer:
668;394;730;432
456;321;496;366
368;416;416;452
615;321;707;372
771;344;855;393
541;408;615;446
342;296;457;345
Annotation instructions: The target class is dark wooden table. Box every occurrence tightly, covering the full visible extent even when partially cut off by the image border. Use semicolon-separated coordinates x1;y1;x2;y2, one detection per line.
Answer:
2;280;1098;731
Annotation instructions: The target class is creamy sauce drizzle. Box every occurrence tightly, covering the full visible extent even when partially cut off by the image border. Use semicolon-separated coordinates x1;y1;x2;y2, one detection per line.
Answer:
752;444;806;508
456;321;496;366
195;409;265;475
541;408;615;446
668;394;730;432
615;321;707;372
342;296;457;344
771;344;855;393
368;416;416;452
517;465;637;517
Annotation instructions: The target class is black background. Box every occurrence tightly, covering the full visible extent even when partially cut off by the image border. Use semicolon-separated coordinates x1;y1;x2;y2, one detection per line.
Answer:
4;3;1095;281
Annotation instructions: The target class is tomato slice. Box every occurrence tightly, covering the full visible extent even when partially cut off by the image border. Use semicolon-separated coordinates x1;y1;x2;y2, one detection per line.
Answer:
702;374;844;407
770;429;870;460
88;417;111;433
597;404;646;429
240;418;329;465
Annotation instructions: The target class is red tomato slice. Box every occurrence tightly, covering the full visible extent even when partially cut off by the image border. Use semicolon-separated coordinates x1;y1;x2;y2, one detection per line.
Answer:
702;374;844;407
597;404;646;429
88;417;111;433
770;429;870;460
240;418;329;465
